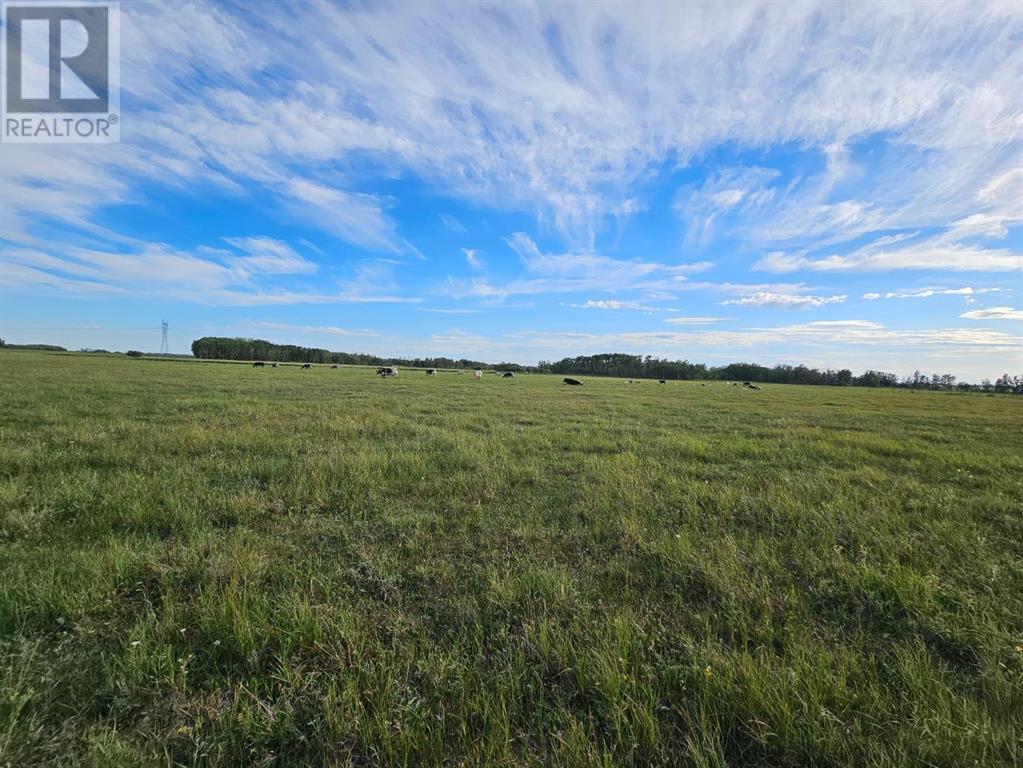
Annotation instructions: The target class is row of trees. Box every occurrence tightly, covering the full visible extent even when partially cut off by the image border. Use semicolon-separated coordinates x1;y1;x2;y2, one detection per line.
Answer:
539;355;1022;392
539;354;870;385
190;337;496;371
187;340;1022;393
0;339;67;351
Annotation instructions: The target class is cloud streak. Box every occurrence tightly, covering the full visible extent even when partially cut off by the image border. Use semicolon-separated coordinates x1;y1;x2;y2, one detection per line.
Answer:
721;292;847;308
960;307;1023;320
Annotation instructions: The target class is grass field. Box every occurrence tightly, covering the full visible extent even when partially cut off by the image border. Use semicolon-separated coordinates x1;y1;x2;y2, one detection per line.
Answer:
1;350;1021;767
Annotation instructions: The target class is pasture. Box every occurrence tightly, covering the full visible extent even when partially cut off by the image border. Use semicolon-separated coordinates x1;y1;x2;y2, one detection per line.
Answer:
1;350;1021;766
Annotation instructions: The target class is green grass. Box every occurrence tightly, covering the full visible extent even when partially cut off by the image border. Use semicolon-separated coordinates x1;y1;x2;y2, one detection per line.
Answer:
1;350;1021;767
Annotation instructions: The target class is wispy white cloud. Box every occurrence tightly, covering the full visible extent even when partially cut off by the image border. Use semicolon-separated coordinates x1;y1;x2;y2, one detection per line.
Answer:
721;292;847;308
417;307;481;315
450;233;712;300
863;286;1004;300
663;317;727;326
758;242;1022;273
441;214;468;234
462;248;484;270
222;237;318;275
573;300;656;311
677;166;780;246
284;179;400;252
960;307;1023;320
250;322;378;337
761;195;1023;276
1;242;418;306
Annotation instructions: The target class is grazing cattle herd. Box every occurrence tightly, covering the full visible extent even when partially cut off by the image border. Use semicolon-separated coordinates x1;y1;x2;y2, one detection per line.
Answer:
246;363;765;391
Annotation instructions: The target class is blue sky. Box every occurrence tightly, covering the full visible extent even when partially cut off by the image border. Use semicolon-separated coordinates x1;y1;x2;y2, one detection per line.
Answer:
1;1;1021;380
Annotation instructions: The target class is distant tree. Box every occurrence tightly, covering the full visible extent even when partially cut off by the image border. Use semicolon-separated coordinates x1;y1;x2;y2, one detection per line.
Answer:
855;370;898;387
994;374;1015;394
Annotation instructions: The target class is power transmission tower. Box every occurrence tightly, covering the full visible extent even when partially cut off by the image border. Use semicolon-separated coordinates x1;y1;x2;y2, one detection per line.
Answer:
160;321;169;354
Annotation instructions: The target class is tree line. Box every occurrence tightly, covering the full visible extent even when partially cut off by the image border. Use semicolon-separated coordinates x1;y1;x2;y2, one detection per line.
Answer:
188;338;1021;392
190;336;500;371
539;354;1022;392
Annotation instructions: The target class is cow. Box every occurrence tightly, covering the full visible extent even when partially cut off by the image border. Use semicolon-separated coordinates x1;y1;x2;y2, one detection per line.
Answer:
473;370;483;380
502;371;514;378
658;379;666;384
377;366;398;377
271;362;279;368
252;361;265;368
331;364;339;369
426;368;437;376
301;363;312;370
747;384;762;391
563;377;583;386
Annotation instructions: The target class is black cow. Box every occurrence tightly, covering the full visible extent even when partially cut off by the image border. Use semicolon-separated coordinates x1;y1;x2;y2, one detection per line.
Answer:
271;362;279;368
658;379;666;384
301;363;312;370
252;361;265;368
502;371;514;378
331;364;339;369
563;377;583;386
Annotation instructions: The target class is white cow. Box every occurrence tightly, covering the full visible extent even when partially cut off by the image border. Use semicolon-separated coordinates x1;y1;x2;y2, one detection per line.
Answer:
473;370;483;380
